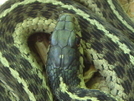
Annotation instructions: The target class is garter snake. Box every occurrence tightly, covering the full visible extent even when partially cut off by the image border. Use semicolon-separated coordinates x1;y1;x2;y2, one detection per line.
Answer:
0;0;134;101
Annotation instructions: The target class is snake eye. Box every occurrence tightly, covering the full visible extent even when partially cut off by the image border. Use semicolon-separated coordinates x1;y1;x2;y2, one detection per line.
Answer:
75;35;81;46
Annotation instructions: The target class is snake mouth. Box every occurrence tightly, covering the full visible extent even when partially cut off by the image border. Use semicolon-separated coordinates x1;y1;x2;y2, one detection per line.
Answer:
27;32;51;65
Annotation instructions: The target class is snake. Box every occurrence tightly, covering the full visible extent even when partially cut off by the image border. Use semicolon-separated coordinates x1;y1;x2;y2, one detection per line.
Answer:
0;0;134;101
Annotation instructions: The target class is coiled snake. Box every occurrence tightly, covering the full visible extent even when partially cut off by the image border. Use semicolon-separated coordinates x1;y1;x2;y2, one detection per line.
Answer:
0;0;134;101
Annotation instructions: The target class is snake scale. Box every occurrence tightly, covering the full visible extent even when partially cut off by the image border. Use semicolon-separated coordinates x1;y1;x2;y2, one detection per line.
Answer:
0;0;134;101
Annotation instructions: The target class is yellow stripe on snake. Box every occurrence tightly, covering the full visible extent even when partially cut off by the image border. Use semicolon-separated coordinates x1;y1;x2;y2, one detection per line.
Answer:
0;0;134;101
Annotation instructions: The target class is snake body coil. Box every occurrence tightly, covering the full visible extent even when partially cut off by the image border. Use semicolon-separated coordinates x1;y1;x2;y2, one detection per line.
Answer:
0;0;134;101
